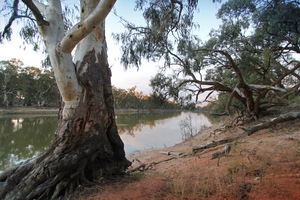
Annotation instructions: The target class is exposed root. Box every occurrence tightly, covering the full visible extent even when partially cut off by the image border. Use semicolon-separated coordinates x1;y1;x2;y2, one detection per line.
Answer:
0;144;129;200
26;171;68;200
52;180;68;200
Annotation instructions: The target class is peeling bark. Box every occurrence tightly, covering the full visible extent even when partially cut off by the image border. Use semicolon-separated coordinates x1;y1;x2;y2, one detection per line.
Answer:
0;45;131;200
0;0;130;199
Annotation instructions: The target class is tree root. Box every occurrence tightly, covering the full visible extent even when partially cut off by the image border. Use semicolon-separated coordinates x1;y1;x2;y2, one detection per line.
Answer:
26;171;68;200
0;142;129;200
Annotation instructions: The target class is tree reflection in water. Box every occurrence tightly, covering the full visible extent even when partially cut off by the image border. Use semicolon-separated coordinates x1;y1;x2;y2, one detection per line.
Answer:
116;112;181;136
0;111;211;171
0;115;57;172
117;112;211;156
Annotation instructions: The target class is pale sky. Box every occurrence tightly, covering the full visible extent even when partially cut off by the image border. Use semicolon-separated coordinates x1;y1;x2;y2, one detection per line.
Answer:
0;0;222;95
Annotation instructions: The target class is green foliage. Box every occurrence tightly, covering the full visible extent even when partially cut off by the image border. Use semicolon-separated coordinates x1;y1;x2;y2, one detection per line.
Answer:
112;86;179;110
0;59;59;107
133;0;300;116
252;0;300;53
113;0;199;69
0;57;179;109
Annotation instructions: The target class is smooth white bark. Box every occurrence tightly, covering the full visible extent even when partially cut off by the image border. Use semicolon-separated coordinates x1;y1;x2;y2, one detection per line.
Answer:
60;0;116;54
32;0;115;120
32;0;46;13
249;84;287;92
74;0;109;70
33;0;82;119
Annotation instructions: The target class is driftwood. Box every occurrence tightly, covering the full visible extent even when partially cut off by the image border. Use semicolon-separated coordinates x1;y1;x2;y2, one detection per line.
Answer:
244;111;300;135
192;135;241;153
127;163;146;173
129;111;300;173
211;144;232;160
193;111;300;153
211;144;232;166
159;151;184;157
127;156;178;173
192;111;300;164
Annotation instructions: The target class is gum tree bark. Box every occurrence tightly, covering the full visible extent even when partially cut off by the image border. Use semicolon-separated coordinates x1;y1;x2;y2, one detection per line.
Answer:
0;0;130;199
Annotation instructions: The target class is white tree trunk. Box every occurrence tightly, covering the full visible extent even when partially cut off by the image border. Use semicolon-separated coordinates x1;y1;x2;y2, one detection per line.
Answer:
0;1;131;199
32;0;116;120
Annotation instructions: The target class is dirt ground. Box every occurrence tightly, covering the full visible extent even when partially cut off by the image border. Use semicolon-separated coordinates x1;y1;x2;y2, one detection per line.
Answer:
77;108;300;200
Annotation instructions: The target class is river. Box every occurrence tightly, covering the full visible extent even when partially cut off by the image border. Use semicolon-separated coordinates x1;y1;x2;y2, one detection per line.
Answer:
0;111;211;172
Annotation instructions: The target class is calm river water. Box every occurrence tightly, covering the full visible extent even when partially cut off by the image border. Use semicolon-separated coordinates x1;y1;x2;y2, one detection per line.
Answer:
0;111;211;172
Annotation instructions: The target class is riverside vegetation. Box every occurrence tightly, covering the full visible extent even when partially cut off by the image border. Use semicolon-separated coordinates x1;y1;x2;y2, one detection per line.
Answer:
78;98;300;200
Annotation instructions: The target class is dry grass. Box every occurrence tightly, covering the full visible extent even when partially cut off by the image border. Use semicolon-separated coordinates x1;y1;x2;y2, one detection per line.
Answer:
77;109;300;200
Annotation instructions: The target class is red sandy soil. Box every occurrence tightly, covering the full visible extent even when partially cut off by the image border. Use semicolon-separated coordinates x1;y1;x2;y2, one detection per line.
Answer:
77;109;300;200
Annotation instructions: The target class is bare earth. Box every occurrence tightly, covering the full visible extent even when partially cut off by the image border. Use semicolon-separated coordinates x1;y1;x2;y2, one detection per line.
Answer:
2;107;299;199
77;107;300;200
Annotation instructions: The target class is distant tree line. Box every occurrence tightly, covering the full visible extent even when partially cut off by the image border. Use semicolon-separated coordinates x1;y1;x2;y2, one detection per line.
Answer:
113;85;180;110
0;59;59;107
115;0;300;118
0;59;180;109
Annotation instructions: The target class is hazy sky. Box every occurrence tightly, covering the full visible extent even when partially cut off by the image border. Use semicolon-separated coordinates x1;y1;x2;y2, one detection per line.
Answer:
0;0;222;94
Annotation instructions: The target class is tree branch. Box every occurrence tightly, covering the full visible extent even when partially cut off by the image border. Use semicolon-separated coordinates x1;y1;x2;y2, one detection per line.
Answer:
60;0;116;53
248;84;287;92
31;0;46;13
179;78;234;94
1;0;20;40
22;0;49;26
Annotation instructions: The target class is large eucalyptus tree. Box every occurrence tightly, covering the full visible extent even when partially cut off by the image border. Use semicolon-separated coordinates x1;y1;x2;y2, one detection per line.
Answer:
117;0;299;117
0;0;131;199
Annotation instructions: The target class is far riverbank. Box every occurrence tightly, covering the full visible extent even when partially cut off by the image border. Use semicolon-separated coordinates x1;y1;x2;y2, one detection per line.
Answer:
0;107;181;116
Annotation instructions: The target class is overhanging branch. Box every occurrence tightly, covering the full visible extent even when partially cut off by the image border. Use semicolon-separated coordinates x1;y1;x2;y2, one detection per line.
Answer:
1;0;49;41
60;0;116;53
2;0;20;40
22;0;49;26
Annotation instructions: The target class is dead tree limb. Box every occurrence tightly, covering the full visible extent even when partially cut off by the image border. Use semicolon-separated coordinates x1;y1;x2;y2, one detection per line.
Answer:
211;144;232;166
159;151;184;157
192;111;300;157
192;135;241;153
211;144;232;160
243;111;300;135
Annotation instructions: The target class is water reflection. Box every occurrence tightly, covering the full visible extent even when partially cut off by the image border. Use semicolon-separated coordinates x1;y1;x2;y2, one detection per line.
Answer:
0;111;211;172
0;116;57;172
116;112;181;136
118;112;211;155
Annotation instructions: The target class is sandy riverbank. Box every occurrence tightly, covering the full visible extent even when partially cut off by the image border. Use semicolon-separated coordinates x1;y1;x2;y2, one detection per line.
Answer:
78;107;300;200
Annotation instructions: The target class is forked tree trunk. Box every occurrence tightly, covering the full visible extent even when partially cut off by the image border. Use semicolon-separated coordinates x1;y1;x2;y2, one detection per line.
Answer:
0;0;130;199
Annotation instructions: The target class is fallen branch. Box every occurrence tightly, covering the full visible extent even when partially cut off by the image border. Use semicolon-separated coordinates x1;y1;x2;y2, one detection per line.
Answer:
126;164;146;173
243;111;300;135
159;151;184;157
192;135;241;153
193;111;300;154
211;144;232;160
211;144;232;166
126;157;178;173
